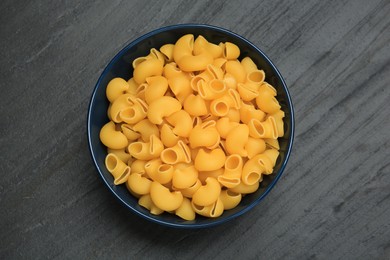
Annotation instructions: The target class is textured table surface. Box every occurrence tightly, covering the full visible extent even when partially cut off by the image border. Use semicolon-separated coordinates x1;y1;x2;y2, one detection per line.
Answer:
1;0;389;259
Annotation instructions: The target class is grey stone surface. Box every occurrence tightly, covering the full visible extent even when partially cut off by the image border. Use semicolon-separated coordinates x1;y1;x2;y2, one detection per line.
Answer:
1;0;389;259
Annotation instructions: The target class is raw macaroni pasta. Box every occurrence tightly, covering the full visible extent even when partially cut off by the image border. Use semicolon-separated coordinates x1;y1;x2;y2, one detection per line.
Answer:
99;34;285;220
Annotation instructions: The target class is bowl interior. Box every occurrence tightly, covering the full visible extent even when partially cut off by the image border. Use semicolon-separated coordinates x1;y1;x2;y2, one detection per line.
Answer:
88;24;294;228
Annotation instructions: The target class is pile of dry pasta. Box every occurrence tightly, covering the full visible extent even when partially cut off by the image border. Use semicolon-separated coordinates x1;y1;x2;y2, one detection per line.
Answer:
99;34;284;220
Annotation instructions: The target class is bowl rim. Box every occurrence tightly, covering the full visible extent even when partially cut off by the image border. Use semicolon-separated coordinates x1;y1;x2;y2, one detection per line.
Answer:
87;23;295;228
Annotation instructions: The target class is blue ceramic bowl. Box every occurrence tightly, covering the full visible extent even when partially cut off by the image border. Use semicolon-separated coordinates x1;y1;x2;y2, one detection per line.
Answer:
87;24;294;228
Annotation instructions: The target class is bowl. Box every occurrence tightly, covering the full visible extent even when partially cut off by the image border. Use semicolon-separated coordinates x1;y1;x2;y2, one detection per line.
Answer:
87;24;294;228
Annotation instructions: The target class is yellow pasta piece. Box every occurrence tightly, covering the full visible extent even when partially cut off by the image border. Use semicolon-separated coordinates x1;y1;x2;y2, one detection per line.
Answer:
160;140;191;164
241;57;258;74
225;124;249;157
133;58;164;84
100;121;128;149
166;110;193;137
160;44;175;62
138;194;164;215
109;93;135;123
229;181;259;194
175;197;196;221
215;117;239;139
198;168;224;184
223;42;240;60
194;148;226;171
144;76;169;105
225;60;246;83
126;78;138;95
192;177;221;206
256;90;281;114
119;100;147;124
242;156;264;185
213;57;227;68
106;78;129;102
130;159;147;174
180;179;202;198
192;197;224;218
147;96;182;124
120;124;140;141
160;123;180;147
168;74;192;103
223;73;237;89
183;94;208;116
219;190;242;210
265;138;280;150
237;82;259;101
128;134;164;160
107;148;131;164
269;110;285;137
251;153;274;174
144;158;174;184
245;137;266;159
132;119;159;143
146;48;165;66
189;120;220;149
226;108;241;122
263;148;279;170
126;172;153;196
172;164;198;189
246;70;265;87
163;62;183;79
198;79;227;101
150;181;183;211
259;82;277;96
248;117;278;139
194;35;223;58
240;101;266;124
218;154;243;188
105;153;131;185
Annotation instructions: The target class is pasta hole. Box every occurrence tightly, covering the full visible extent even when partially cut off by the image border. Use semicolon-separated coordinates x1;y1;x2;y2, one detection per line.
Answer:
194;204;204;211
121;108;135;118
162;149;178;164
254;121;264;135
210;80;225;93
105;154;118;171
215;102;228;115
226;156;240;170
248;71;265;83
117;167;130;183
227;190;239;197
247;172;260;185
130;143;143;153
158;164;171;172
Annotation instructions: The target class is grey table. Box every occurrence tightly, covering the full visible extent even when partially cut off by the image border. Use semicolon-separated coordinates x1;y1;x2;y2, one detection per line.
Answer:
1;0;389;259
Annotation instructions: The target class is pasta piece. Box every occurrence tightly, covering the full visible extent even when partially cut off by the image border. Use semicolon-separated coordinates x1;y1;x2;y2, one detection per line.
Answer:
119;99;147;124
183;94;208;116
192;197;224;218
223;73;237;89
198;79;227;100
160;123;180;147
100;121;128;149
225;124;249;157
246;70;265;87
241;57;258;74
192;177;221;206
128;134;164;160
133;58;164;84
168;74;192;103
160;140;191;164
245;137;266;159
147;96;182;124
198;168;224;184
251;153;274;174
263;148;279;169
226;108;240;123
242;156;264;185
150;181;183;211
225;60;246;83
138;194;164;215
132;119;160;143
105;153;131;185
265;138;280;150
126;78;138;95
229;181;259;194
175;197;196;221
189;120;220;149
121;124;140;141
269;109;285;137
109;94;135;123
144;76;169;105
223;42;240;60
166;110;193;137
172;164;198;189
163;62;183;79
248;117;278;139
218;154;243;188
126;172;153;196
106;78;129;102
107;148;132;164
237;82;259;101
146;48;165;66
180;179;202;198
194;35;223;58
215;117;239;139
160;44;175;62
240;102;266;124
219;190;242;210
194;148;226;171
256;90;281;114
258;82;277;96
130;159;147;174
144;158;174;184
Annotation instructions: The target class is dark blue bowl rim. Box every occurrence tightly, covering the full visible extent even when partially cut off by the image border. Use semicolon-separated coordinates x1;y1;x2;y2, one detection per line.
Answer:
87;23;295;229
